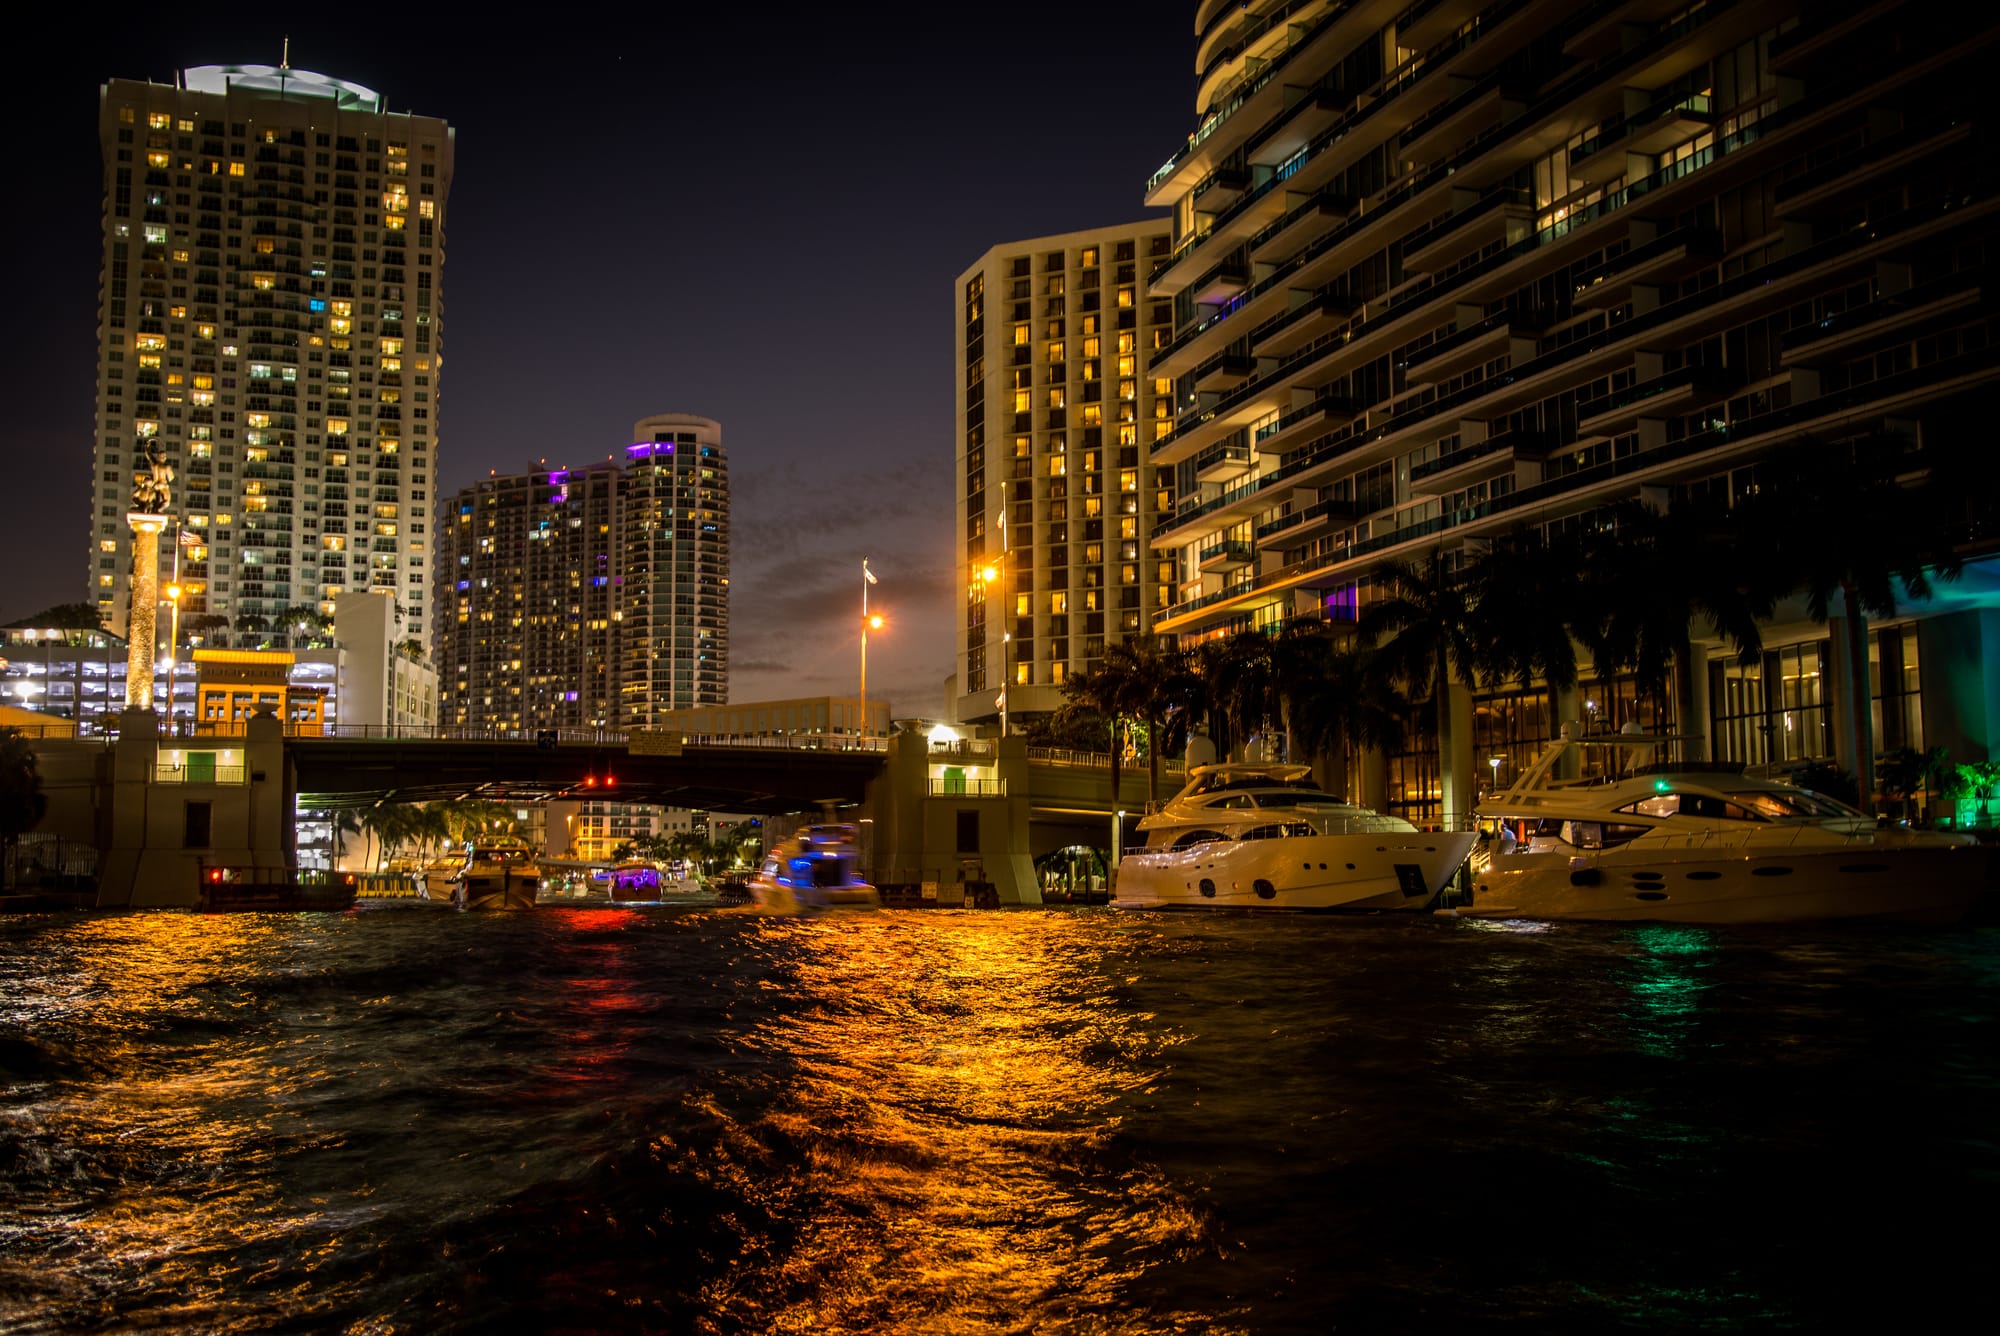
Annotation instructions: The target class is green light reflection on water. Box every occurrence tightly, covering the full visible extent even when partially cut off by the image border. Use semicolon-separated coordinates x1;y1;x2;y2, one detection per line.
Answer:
1623;923;1717;1059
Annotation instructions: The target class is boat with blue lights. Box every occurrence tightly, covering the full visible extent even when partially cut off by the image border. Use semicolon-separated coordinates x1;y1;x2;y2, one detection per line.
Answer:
747;824;879;913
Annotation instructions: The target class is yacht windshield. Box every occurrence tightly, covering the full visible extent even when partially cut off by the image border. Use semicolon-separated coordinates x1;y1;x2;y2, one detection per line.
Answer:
1728;788;1866;819
1253;792;1355;810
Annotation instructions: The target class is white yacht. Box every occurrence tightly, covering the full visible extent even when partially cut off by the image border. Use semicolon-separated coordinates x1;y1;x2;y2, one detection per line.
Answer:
1110;762;1478;911
428;838;541;912
747;824;879;913
1445;731;1993;925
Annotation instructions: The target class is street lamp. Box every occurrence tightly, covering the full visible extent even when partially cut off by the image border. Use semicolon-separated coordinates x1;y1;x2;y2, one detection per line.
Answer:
164;582;183;733
859;557;882;743
978;558;1008;738
1489;754;1504;796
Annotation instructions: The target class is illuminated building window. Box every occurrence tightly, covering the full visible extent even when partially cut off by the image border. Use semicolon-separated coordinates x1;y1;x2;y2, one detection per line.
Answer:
228;162;244;177
148;112;169;129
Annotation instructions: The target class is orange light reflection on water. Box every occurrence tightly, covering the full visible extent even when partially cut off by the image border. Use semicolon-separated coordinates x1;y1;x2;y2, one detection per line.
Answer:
693;910;1234;1336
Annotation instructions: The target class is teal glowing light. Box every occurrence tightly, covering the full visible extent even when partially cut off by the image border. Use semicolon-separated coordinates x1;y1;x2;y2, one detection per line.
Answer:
1654;778;1672;792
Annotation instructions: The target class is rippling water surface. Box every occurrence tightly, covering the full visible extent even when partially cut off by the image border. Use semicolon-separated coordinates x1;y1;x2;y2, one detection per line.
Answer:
2;906;1995;1333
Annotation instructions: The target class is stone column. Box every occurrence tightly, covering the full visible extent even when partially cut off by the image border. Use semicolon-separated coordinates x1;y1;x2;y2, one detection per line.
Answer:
126;513;168;709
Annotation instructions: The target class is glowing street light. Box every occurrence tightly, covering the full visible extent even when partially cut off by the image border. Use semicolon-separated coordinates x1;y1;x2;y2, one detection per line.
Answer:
164;582;183;733
978;554;1008;739
860;559;882;741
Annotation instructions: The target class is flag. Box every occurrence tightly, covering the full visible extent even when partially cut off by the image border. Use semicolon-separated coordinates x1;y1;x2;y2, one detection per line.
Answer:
179;529;202;546
863;561;877;585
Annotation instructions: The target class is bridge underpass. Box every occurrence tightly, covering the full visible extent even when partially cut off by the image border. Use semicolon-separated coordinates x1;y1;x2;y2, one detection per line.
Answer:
290;735;884;815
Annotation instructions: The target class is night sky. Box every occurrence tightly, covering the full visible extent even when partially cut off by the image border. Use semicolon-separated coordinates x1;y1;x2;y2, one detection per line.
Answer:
2;7;1194;718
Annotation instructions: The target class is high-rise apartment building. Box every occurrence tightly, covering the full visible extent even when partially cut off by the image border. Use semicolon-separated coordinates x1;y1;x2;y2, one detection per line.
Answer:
620;413;730;724
953;223;1180;728
1143;0;1999;817
90;64;452;647
438;414;729;730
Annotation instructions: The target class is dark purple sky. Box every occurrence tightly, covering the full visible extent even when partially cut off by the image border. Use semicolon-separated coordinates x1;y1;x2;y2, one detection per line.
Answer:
2;8;1193;718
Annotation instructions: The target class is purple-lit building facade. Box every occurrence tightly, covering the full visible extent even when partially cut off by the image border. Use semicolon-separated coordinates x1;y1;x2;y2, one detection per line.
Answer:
436;413;728;730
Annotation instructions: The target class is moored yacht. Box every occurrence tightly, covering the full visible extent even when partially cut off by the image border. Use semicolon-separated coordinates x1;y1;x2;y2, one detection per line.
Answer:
747;824;879;913
1111;762;1478;911
1445;731;1993;924
434;838;541;912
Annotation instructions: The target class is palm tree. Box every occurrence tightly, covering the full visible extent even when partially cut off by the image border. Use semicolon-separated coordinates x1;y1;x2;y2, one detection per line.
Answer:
274;604;333;647
1577;497;1771;751
1747;432;1964;810
1096;635;1198;804
185;613;230;647
1283;644;1406;799
1060;666;1133;819
1356;549;1491;819
0;729;49;890
1202;627;1288;762
10;604;103;633
1471;526;1586;698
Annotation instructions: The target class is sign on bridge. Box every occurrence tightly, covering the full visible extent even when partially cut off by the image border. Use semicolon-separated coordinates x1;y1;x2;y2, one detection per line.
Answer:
627;729;685;757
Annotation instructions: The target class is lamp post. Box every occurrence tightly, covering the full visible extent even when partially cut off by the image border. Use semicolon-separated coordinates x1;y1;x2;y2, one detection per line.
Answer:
165;582;183;733
859;558;882;742
1488;754;1503;798
979;551;1008;738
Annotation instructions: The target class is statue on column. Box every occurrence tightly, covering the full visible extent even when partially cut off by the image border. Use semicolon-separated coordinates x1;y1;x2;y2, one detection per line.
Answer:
131;439;174;514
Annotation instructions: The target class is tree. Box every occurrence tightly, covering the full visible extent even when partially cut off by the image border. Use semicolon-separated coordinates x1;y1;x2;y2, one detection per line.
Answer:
185;613;231;646
1356;549;1491;817
0;729;49;889
6;604;103;634
1282;643;1406;799
1471;526;1586;697
1096;635;1199;804
1747;433;1964;812
1576;497;1771;751
275;604;333;647
1061;664;1138;819
1201;627;1289;762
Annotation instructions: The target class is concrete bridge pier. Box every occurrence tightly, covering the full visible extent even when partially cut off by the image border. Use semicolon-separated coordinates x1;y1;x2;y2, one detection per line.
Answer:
96;709;295;908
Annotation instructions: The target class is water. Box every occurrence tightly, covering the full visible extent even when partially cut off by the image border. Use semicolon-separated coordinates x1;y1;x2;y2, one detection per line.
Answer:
2;906;1995;1334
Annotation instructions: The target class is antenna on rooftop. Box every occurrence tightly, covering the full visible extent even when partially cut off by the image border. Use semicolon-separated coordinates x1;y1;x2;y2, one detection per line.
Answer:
281;37;291;70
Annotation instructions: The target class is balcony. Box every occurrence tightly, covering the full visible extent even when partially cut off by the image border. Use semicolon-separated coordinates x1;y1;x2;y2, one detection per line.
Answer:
1190;165;1252;213
1571;227;1719;308
1255;494;1353;544
1249;189;1353;265
1193;353;1257;393
1194;443;1253;484
1407;428;1553;493
1774;121;1973;220
1198;540;1254;573
1780;270;1989;368
1577;366;1733;435
1567;92;1716;186
1249;396;1361;456
1248;289;1359;359
1403;309;1551;384
1190;257;1251;307
1403;187;1536;273
1400;0;1488;49
1399;77;1521;166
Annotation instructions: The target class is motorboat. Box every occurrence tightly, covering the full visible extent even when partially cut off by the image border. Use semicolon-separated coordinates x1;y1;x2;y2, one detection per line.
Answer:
432;838;542;912
606;860;718;908
1110;762;1478;911
1444;730;1994;924
747;824;879;913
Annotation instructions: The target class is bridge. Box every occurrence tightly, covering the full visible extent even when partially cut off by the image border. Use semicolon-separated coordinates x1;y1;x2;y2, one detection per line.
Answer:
15;715;1186;906
286;727;885;814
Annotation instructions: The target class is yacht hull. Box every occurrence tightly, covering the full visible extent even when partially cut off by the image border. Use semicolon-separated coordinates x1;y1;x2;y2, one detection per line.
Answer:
748;879;881;914
1112;831;1477;911
1447;841;1993;924
455;866;540;912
